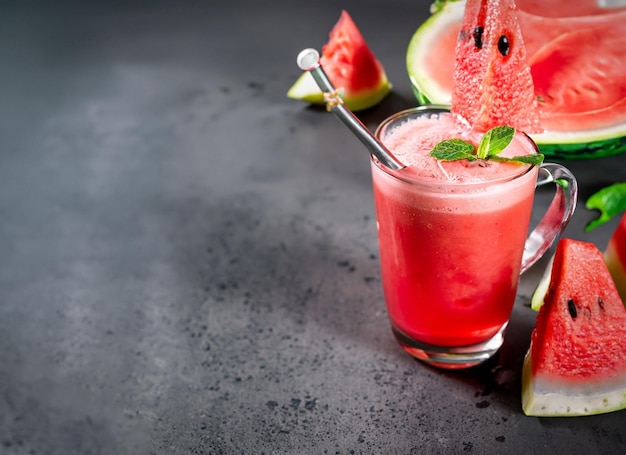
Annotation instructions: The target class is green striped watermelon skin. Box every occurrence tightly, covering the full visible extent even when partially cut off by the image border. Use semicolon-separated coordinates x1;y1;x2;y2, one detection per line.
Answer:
537;136;626;160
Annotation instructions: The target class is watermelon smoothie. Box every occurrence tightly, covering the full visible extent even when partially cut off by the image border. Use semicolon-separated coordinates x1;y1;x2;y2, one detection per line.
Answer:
372;107;541;368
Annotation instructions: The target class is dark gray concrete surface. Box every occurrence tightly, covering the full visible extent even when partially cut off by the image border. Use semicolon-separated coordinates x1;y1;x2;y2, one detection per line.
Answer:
1;0;625;453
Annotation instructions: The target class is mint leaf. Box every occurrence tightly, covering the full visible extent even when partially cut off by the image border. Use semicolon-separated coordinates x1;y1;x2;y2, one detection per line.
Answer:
430;139;477;161
476;126;515;159
490;154;544;166
585;182;626;231
429;125;544;167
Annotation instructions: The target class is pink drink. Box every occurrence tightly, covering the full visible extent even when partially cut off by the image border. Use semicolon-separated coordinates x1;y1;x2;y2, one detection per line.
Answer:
372;110;539;353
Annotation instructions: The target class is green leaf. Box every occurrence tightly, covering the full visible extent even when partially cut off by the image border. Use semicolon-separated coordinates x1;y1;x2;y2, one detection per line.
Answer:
428;125;542;168
430;139;476;161
585;182;626;232
554;178;569;189
476;126;515;159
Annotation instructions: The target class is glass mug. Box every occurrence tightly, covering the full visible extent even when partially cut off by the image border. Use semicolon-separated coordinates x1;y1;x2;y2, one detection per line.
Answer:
370;106;577;369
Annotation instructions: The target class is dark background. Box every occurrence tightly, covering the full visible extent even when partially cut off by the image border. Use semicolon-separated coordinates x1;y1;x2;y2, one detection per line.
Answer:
1;1;625;453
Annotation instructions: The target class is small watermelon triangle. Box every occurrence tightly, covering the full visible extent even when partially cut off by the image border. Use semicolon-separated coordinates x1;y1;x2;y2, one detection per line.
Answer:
522;238;626;416
451;0;541;133
287;10;391;112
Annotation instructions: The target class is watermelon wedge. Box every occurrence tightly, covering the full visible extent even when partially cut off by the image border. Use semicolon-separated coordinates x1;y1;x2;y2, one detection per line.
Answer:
450;0;540;133
531;211;626;310
522;238;626;417
407;0;626;159
287;10;392;112
604;212;626;304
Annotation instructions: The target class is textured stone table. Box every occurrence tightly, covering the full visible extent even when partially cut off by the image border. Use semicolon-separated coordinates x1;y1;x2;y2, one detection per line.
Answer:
1;0;625;453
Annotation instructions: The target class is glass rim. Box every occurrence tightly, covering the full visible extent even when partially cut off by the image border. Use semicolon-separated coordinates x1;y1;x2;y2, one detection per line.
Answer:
372;105;539;189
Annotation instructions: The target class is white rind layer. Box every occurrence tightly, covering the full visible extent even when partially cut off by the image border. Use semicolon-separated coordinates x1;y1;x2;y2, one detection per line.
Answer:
522;351;626;416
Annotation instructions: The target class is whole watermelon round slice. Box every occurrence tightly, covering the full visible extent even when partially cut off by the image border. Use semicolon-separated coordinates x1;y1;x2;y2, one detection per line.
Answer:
522;238;626;416
287;10;392;112
407;0;626;159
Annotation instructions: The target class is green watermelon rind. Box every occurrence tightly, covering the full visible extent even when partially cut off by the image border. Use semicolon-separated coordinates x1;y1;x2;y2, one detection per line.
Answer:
412;85;433;106
406;1;461;109
530;254;554;311
407;0;626;160
522;352;626;417
536;136;626;160
287;71;392;112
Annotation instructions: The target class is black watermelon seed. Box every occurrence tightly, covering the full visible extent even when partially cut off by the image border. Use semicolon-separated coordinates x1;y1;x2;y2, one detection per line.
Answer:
498;35;510;56
473;26;484;49
567;299;577;319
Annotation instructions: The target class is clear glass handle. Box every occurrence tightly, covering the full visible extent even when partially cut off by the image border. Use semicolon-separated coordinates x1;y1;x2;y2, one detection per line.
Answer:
521;163;578;274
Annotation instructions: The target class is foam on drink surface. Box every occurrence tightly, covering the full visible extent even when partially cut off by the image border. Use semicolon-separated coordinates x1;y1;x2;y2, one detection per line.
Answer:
382;114;534;183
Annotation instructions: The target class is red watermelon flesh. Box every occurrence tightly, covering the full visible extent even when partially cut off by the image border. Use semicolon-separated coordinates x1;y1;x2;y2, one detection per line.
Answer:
522;238;626;416
521;13;626;132
451;0;541;133
516;0;621;17
605;213;626;303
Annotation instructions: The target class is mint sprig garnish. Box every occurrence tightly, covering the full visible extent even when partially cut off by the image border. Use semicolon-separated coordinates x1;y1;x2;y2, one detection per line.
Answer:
430;126;544;166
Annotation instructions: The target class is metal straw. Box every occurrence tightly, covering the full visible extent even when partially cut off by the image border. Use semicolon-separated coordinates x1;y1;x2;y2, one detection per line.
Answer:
296;48;405;171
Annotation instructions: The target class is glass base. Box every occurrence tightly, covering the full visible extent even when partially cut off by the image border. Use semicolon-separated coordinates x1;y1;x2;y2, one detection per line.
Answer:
391;323;507;370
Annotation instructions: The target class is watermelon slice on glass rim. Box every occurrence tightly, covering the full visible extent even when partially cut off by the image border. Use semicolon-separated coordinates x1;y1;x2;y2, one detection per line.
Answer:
449;0;540;133
522;238;626;416
407;0;626;159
